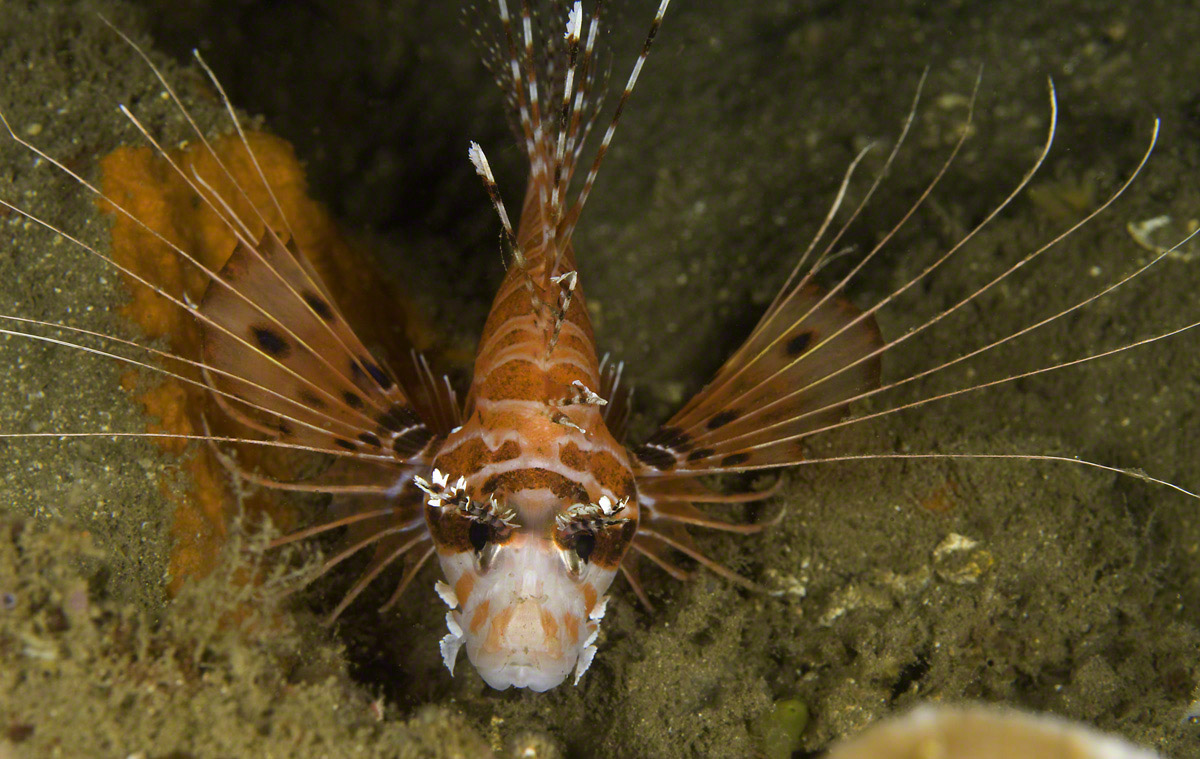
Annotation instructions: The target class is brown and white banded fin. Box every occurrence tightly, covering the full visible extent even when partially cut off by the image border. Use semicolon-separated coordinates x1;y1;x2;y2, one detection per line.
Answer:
629;523;695;584
403;348;462;437
111;20;448;464
329;480;436;615
618;556;657;612
642;499;783;535
629;517;763;595
559;0;671;253
112;30;452;628
199;231;439;461
632;282;883;475
268;476;426;553
207;436;422;497
321;532;435;625
261;476;435;625
618;473;781;599
4;20;448;469
471;0;671;280
637;474;783;505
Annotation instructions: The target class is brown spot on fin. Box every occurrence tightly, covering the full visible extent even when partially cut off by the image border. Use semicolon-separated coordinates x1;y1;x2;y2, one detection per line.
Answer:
198;209;441;460
636;281;882;474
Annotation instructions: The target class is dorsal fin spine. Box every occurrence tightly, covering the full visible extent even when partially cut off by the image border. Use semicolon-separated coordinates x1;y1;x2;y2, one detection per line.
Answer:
558;0;671;258
550;2;584;221
476;0;672;312
496;0;538;166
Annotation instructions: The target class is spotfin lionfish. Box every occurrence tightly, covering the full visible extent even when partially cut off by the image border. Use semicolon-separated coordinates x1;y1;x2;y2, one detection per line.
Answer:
1;1;1197;693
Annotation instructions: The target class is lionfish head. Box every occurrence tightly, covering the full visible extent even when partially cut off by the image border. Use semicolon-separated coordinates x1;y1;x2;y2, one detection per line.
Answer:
417;469;636;691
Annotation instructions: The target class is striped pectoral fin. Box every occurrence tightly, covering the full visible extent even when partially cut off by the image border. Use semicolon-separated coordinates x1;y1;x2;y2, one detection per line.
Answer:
619;553;657;612
643;499;783;534
264;464;434;625
633;282;883;474
632;518;763;592
210;439;422;497
638;474;783;504
199;232;438;460
630;529;694;584
320;527;435;624
325;482;435;619
622;478;780;599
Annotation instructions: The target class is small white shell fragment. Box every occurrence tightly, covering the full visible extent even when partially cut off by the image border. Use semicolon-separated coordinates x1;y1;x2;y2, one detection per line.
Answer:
932;533;994;585
825;705;1162;759
1127;215;1200;261
932;533;978;560
819;583;890;627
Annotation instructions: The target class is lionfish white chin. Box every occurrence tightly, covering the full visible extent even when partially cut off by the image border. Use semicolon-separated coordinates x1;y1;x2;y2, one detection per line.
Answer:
1;1;1194;693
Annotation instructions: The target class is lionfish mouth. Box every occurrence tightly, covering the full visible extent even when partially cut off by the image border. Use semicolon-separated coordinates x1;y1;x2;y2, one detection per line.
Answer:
479;660;572;692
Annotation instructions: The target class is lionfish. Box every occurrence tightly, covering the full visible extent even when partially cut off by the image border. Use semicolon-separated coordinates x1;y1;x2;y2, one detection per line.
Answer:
0;1;1194;692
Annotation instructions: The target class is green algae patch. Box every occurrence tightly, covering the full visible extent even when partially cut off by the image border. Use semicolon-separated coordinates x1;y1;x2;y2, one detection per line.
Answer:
0;517;492;759
756;698;810;759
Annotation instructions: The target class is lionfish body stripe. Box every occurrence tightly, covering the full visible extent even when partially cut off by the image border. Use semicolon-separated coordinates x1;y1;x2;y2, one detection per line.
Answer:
1;1;1193;696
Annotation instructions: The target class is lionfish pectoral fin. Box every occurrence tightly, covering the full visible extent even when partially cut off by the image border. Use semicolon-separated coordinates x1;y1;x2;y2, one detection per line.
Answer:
630;529;694;584
622;282;878;597
621;513;766;605
619;556;656;612
184;133;453;625
623;475;784;599
634;524;764;593
208;436;420;497
643;499;785;535
638;473;783;504
321;534;435;625
198;230;440;461
632;281;883;475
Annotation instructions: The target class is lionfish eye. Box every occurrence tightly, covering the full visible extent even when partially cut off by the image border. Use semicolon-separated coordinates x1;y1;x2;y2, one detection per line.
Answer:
468;521;491;553
464;515;504;573
558;531;595;577
468;511;510;573
477;539;502;573
572;533;595;564
562;537;586;577
415;470;516;574
557;495;629;576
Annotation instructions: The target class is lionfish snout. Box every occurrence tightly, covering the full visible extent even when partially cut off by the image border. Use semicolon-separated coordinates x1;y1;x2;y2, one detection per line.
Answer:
432;530;609;691
416;468;634;689
434;530;612;691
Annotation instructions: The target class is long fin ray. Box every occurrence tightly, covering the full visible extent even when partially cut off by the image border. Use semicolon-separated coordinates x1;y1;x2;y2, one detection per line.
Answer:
660;114;1163;473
